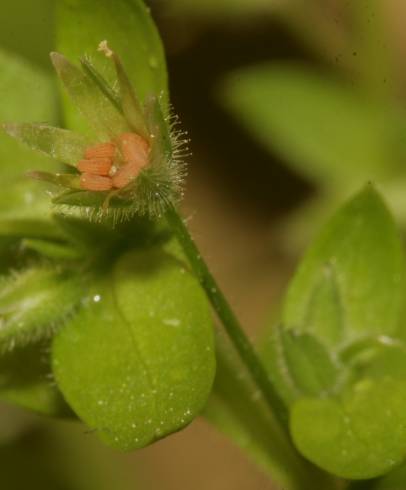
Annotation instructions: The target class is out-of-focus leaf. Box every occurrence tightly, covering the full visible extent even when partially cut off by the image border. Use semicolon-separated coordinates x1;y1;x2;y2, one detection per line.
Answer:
0;266;84;352
0;219;63;242
0;47;58;182
221;64;400;188
0;422;137;490
350;0;392;98
0;340;71;416
22;238;83;261
57;0;168;134
52;248;215;450
0;0;54;69
0;179;49;218
348;462;406;490
0;178;66;242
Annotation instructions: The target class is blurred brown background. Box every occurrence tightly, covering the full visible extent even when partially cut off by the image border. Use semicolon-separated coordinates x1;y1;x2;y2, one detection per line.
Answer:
1;0;406;488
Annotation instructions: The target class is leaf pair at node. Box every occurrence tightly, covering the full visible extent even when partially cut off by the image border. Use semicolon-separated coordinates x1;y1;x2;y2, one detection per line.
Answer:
265;186;406;480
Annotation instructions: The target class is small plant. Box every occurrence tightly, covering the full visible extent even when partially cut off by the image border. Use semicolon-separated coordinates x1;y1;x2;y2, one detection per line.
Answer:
1;1;406;489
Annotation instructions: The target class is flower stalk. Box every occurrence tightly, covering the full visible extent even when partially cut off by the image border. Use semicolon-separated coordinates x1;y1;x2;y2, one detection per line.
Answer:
166;203;289;432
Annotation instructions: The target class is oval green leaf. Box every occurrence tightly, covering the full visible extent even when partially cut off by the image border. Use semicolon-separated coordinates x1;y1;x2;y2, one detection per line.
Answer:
52;248;215;450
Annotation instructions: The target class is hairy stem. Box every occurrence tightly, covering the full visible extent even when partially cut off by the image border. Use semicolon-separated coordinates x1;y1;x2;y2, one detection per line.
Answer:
166;204;288;432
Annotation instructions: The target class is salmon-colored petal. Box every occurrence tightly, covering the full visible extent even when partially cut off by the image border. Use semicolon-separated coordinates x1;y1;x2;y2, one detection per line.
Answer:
77;158;113;176
112;162;140;189
80;173;113;191
85;142;116;159
118;133;150;168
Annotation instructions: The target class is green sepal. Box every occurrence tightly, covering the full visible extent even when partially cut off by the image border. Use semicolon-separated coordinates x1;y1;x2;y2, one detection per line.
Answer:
105;46;149;139
2;123;89;166
50;52;129;140
266;327;343;406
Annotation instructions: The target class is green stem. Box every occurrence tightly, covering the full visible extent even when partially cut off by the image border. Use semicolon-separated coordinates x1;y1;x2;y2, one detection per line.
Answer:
166;204;288;431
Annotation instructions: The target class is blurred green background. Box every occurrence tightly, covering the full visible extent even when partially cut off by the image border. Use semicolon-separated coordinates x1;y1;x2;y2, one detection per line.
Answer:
1;0;406;488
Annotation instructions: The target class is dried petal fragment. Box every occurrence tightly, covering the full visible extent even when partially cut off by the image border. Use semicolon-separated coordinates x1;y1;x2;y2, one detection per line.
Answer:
77;158;112;176
80;173;112;191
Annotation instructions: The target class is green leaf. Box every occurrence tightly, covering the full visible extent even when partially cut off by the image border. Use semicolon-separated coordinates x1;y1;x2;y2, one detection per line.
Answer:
291;377;406;479
266;328;342;406
283;186;405;346
0;179;49;218
349;462;406;490
0;340;72;417
51;52;129;140
0;49;62;235
52;248;215;450
264;187;406;478
0;266;85;352
221;64;399;188
22;238;84;261
0;47;58;181
2;123;89;166
0;0;54;69
57;0;169;134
